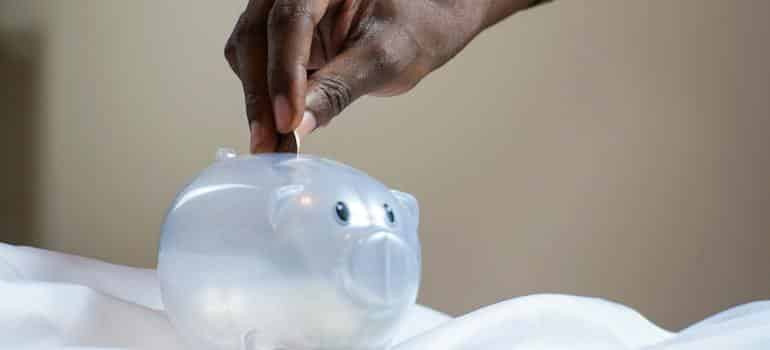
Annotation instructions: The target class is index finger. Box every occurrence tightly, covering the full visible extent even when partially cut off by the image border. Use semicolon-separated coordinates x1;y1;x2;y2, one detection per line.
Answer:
267;0;329;133
230;2;278;153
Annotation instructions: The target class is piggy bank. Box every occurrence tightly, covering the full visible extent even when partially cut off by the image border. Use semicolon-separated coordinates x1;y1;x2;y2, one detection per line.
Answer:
158;150;421;350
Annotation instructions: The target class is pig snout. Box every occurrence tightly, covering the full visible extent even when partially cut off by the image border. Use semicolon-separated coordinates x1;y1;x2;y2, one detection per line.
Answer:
344;231;419;309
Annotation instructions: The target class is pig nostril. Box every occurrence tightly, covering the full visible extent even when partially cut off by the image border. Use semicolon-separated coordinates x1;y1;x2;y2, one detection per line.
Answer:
344;232;419;309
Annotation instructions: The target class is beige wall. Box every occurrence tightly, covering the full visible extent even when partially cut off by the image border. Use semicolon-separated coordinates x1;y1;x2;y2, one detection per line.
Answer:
2;0;769;330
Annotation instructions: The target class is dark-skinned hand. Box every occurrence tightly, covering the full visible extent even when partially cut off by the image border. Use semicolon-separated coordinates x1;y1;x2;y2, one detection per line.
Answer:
225;0;543;153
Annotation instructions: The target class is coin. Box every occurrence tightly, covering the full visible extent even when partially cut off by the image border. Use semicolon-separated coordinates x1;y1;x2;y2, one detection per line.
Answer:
276;130;301;154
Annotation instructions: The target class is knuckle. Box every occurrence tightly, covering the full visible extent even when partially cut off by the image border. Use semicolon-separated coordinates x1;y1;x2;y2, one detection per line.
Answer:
269;1;314;28
370;38;413;77
230;12;266;46
229;18;249;46
314;76;353;119
224;38;237;62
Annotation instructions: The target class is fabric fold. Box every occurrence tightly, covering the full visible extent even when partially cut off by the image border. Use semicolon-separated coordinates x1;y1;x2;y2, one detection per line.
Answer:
1;243;769;349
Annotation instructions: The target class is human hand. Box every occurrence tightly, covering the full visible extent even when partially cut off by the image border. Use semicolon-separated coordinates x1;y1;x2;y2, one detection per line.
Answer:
225;0;537;153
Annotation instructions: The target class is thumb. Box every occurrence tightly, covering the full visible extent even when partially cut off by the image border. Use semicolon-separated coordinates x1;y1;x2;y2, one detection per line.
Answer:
301;43;399;135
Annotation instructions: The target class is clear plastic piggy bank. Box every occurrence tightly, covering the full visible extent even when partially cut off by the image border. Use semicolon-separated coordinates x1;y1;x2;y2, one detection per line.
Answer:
158;150;421;350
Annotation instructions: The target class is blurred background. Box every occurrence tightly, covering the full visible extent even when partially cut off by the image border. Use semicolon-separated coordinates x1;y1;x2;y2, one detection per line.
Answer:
1;0;769;330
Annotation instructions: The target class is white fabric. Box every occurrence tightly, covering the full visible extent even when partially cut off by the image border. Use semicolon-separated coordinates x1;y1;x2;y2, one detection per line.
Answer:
1;243;769;349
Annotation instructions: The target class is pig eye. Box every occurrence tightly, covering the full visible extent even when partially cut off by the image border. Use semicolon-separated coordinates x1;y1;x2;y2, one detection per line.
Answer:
384;204;396;225
335;201;350;225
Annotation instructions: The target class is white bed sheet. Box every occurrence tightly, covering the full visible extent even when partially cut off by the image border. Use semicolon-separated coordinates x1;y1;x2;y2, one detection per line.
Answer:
1;243;768;349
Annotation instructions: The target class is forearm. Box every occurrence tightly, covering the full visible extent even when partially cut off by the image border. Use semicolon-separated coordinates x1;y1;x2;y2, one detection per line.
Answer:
481;0;553;30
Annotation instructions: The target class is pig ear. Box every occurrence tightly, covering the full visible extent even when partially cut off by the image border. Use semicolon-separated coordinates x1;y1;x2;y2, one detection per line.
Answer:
391;190;419;228
215;147;238;161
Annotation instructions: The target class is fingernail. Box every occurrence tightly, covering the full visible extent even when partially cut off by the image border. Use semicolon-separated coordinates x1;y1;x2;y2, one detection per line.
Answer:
273;95;292;133
295;111;317;139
